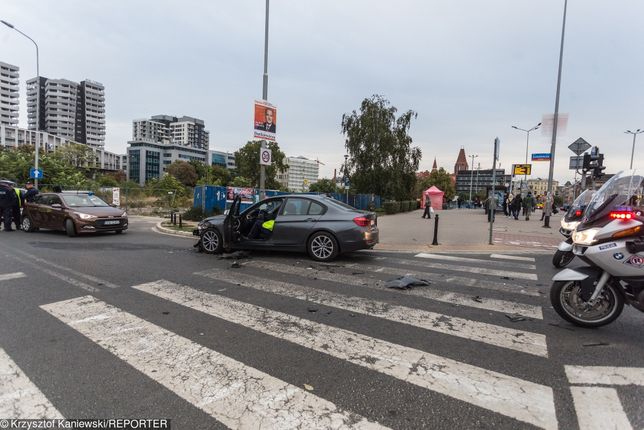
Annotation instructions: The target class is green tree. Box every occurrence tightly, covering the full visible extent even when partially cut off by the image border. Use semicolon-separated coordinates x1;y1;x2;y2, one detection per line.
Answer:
308;178;338;193
231;176;252;187
341;95;421;200
234;140;287;190
54;143;97;170
166;160;198;187
415;168;456;200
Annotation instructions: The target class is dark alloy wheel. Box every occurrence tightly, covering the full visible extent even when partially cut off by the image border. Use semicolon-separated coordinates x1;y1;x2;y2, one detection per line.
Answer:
552;250;575;268
550;280;624;328
65;219;77;237
308;232;339;262
199;228;222;254
21;216;36;232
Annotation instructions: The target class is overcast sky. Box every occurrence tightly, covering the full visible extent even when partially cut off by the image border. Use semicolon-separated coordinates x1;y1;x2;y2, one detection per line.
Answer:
2;0;643;182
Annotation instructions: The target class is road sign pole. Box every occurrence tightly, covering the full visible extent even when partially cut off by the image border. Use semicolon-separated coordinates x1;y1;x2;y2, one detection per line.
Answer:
489;138;499;245
259;0;269;200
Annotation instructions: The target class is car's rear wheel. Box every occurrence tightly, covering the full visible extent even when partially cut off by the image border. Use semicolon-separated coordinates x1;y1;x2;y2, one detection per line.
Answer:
21;216;36;232
200;228;222;254
308;231;339;262
65;219;77;237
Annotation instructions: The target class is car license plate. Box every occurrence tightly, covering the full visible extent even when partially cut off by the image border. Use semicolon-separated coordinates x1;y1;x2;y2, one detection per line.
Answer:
104;220;120;225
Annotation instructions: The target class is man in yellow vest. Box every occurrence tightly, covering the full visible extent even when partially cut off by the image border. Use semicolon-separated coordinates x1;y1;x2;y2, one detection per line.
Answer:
12;186;23;230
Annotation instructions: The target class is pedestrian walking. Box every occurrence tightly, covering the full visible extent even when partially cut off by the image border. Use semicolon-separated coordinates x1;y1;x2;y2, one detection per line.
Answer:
502;195;508;216
0;181;17;232
523;192;535;221
511;194;522;220
421;196;432;219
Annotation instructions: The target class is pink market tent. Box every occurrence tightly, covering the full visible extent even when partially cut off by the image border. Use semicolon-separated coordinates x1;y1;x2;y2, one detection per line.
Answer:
421;186;444;210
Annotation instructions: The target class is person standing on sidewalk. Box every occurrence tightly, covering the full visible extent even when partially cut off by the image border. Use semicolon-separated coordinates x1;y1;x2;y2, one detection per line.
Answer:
523;192;535;221
0;181;17;232
421;196;432;219
511;194;522;220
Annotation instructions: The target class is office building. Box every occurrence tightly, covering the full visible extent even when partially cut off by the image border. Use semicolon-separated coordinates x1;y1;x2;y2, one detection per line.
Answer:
0;62;19;126
276;156;319;192
209;150;236;170
526;178;559;197
26;76;106;146
127;140;209;186
455;168;510;195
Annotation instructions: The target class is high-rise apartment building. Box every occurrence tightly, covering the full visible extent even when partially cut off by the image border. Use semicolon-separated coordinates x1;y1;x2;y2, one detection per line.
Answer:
132;115;209;150
0;62;19;126
26;76;105;146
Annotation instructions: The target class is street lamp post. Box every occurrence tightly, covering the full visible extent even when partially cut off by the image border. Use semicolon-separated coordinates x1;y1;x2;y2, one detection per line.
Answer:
544;0;569;228
625;129;643;169
511;122;541;195
344;154;349;204
258;0;270;199
1;19;40;187
468;154;478;204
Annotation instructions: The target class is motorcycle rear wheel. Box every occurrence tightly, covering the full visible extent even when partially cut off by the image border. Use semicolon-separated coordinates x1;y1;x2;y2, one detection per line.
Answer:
550;280;624;328
552;250;575;268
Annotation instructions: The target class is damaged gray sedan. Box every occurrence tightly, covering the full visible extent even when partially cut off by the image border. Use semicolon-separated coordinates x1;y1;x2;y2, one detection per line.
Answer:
194;194;379;262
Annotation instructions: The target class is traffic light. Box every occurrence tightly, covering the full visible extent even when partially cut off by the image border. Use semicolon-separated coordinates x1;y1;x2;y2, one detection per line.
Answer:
583;146;604;176
593;153;605;179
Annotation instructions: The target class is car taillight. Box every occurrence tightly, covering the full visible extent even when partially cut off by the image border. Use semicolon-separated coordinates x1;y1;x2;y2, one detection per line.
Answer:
610;211;635;220
353;216;370;227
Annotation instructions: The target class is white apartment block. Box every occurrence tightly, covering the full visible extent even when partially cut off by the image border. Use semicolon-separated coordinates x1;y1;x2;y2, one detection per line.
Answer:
0;124;125;172
0;62;19;126
277;156;320;192
132;115;209;150
26;76;106;146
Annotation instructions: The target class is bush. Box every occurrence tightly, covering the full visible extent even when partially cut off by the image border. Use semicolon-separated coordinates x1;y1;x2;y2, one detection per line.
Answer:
383;201;400;214
182;206;221;221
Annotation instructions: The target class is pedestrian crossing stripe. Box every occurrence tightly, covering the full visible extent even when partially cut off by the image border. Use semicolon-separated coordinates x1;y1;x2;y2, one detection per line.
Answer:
0;347;63;419
565;365;644;386
0;272;26;282
132;279;557;430
570;387;633;430
40;296;384;429
490;254;536;262
413;253;536;270
397;256;538;281
244;259;543;319
196;269;549;357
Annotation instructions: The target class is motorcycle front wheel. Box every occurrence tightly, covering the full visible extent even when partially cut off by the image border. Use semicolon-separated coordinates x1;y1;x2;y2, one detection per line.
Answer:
550;280;624;328
552;250;575;268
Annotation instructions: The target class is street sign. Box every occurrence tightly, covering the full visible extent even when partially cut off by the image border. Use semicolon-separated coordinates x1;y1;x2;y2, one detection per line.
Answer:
568;137;591;155
259;147;272;166
513;164;532;175
112;188;120;206
531;153;551;161
569;155;584;170
29;168;43;179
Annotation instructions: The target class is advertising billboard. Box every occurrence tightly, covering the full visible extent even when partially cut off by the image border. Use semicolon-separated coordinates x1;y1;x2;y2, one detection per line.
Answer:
253;100;277;141
226;187;255;203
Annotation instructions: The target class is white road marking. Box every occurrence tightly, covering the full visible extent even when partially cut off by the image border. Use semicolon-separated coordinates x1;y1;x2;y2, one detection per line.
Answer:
0;272;26;282
11;249;120;289
413;253;536;270
566;365;644;386
16;258;99;292
490;254;536;262
41;296;384;430
197;269;548;357
392;257;538;281
331;261;541;297
135;280;557;430
0;348;63;419
246;260;543;319
570;387;632;430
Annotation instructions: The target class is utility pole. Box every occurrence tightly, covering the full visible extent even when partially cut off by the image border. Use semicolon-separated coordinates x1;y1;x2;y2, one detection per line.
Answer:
468;154;478;203
511;122;541;195
544;0;568;228
259;0;270;199
625;129;643;169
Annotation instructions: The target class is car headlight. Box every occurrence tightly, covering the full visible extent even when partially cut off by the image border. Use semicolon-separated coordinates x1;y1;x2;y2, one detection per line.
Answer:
573;228;600;245
75;212;97;221
121;211;128;217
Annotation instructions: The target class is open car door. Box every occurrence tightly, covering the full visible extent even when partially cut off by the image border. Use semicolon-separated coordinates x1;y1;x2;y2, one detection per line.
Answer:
222;196;241;251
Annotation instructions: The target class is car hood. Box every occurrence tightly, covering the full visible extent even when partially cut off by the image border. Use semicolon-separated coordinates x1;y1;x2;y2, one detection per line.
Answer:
71;207;126;217
203;214;226;224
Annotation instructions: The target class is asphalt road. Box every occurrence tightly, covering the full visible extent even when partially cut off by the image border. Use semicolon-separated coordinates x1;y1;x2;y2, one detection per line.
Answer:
0;217;643;429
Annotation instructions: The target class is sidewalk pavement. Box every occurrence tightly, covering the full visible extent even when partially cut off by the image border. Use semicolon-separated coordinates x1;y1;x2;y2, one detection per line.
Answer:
375;208;563;253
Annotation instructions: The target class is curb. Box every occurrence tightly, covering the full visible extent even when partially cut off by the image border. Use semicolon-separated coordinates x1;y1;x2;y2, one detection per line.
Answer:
154;221;196;238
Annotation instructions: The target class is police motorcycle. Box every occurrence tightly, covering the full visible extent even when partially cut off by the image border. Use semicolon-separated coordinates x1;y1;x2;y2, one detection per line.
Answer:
550;170;644;327
552;190;594;268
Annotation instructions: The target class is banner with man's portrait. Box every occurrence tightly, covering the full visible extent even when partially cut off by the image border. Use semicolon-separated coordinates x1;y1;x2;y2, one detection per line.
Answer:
253;100;277;141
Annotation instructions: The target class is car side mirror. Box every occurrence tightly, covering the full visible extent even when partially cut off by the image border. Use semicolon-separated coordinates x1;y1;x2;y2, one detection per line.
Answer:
51;203;62;209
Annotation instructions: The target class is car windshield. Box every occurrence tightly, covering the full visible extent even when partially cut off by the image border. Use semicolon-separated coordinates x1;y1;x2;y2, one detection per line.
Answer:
62;194;110;207
582;170;644;223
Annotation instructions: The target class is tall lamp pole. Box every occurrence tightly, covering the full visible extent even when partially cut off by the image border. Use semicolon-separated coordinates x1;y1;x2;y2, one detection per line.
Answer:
1;19;40;187
625;129;643;169
544;0;568;228
258;0;270;199
468;154;478;204
511;122;541;195
344;154;349;203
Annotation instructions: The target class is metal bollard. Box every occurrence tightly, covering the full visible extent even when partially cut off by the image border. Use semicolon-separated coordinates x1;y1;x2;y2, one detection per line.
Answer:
179;214;182;228
432;214;439;246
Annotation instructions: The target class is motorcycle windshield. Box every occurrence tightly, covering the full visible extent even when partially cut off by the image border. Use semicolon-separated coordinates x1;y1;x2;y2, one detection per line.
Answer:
566;190;594;219
582;170;644;224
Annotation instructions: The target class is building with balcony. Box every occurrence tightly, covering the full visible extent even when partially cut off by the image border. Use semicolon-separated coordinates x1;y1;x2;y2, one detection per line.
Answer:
276;156;319;192
26;76;105;146
0;62;19;126
132;115;209;150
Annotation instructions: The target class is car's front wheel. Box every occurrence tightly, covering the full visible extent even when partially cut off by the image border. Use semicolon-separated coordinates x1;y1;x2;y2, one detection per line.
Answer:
65;219;77;237
21;216;37;232
199;228;222;254
308;231;339;262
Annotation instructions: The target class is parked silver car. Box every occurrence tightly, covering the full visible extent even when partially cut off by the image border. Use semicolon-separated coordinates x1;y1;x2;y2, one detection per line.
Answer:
194;194;379;261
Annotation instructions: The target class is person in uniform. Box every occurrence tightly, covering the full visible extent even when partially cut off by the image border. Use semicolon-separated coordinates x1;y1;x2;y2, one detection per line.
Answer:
0;181;17;232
